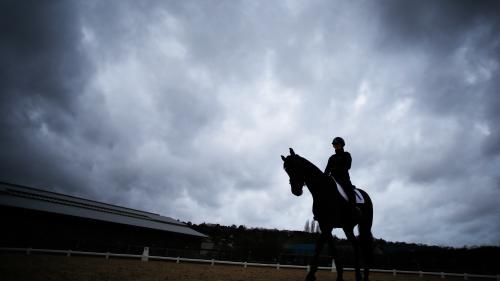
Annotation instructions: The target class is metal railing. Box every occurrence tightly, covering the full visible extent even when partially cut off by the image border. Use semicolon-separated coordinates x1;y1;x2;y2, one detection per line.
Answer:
1;247;498;280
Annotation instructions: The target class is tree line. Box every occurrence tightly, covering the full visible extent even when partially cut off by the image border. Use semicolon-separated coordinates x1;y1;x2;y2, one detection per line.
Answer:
189;222;499;275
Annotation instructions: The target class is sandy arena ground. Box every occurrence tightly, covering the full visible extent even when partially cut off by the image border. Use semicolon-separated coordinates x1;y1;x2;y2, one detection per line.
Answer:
0;254;473;281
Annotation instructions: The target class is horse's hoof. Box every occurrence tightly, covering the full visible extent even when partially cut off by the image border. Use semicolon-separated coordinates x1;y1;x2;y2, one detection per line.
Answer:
305;274;316;281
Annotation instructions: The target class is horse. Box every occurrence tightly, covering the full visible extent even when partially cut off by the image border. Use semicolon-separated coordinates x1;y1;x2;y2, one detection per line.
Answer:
281;148;374;281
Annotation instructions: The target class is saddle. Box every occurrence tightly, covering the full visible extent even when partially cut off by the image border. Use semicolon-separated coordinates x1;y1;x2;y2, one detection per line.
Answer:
336;184;365;204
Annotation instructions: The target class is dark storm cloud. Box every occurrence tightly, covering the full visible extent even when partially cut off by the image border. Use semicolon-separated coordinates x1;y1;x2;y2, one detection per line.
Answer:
0;0;90;123
376;0;500;154
378;0;500;49
0;0;92;194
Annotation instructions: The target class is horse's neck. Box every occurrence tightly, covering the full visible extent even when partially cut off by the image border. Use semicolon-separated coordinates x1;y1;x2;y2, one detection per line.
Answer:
301;157;328;195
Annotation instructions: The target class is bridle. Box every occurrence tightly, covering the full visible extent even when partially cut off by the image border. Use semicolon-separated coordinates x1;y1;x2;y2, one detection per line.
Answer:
284;155;305;196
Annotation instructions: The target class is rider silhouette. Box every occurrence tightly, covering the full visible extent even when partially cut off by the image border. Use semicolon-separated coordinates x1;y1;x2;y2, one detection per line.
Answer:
324;137;360;217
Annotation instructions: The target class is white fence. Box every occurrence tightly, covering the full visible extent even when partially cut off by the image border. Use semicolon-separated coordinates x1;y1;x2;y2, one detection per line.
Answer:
1;247;498;280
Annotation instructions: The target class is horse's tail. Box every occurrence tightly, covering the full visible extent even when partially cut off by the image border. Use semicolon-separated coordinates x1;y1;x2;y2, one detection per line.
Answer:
357;188;374;268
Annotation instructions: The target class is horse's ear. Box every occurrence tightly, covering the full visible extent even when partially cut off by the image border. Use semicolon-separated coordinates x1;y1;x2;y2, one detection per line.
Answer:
281;155;286;161
289;148;295;155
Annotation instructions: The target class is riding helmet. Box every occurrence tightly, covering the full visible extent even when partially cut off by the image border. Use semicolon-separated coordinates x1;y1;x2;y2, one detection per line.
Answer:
332;137;345;147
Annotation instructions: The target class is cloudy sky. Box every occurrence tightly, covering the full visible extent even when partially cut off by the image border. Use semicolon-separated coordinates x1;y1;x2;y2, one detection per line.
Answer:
2;0;500;247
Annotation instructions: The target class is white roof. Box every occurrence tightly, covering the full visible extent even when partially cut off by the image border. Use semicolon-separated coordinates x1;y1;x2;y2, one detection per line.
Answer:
0;182;206;238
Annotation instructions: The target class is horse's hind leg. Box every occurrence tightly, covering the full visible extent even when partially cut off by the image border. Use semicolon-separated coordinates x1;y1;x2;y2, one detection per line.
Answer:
361;235;373;281
344;227;362;281
359;224;373;281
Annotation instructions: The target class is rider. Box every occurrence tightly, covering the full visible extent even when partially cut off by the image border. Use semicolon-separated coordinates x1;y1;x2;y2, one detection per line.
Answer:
324;137;360;218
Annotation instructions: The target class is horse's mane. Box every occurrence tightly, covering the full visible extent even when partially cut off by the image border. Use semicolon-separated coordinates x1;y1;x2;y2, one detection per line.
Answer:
297;155;323;175
297;155;332;184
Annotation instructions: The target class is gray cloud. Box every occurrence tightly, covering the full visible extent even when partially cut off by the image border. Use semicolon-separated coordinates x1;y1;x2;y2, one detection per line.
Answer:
1;0;499;247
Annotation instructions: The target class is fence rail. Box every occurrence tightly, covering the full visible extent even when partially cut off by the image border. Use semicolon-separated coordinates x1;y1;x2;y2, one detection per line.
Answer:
1;247;498;280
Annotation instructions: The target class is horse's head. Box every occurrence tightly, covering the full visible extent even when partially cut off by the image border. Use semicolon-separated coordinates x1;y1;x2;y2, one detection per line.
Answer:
281;148;305;196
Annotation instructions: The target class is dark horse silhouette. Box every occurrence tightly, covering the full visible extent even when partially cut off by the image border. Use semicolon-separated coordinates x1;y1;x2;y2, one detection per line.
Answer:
281;148;373;281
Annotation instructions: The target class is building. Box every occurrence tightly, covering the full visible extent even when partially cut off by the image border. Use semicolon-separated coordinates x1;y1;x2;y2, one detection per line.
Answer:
0;181;207;256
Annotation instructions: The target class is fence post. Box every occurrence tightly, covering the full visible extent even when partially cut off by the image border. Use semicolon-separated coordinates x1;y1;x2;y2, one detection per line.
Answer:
26;248;31;256
176;257;180;264
419;270;423;277
276;263;280;270
306;265;310;272
393;269;396;276
464;273;468;280
441;272;445;278
211;259;214;266
244;261;247;268
105;252;110;260
67;250;72;257
141;247;149;262
331;259;336;272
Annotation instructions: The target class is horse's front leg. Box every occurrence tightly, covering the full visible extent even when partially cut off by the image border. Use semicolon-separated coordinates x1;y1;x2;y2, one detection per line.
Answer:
344;227;362;281
306;232;326;281
325;230;343;281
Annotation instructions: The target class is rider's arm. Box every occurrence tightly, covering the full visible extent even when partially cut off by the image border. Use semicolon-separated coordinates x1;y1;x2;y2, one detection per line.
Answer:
339;152;352;171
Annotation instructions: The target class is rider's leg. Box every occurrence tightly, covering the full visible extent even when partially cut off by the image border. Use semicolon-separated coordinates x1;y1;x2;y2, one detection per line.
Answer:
344;184;357;207
344;185;360;218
